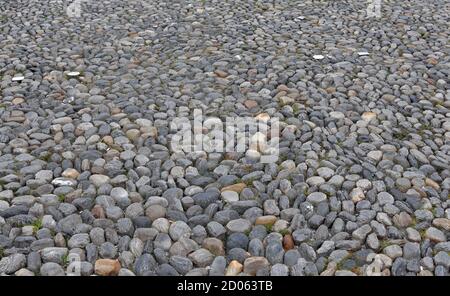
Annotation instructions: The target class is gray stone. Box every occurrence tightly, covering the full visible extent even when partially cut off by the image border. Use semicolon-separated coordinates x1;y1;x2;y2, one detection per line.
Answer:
226;219;252;233
306;192;327;205
188;248;214;267
41;247;68;264
169;255;193;275
68;233;90;248
403;242;420;260
40;262;65;276
383;245;403;259
0;254;26;274
266;242;284;265
134;254;157;276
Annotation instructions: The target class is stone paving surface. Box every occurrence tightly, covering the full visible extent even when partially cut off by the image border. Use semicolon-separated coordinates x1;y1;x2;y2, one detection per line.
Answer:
0;0;449;276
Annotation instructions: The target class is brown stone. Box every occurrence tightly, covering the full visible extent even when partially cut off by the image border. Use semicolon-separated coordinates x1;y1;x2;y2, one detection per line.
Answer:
419;270;434;276
243;257;269;276
202;238;225;256
279;96;294;105
432;218;450;231
102;136;114;146
91;166;105;175
214;70;228;78
54;233;66;247
244;100;258;109
221;183;246;193
362;111;376;122
145;204;167;221
94;259;121;276
255;113;270;122
393;212;413;228
65;189;82;203
126;129;140;141
411;187;427;198
12;97;25;105
62;168;80;179
140;126;158;138
381;94;396;102
92;205;105;219
282;234;294;251
425;178;440;190
325;87;336;94
320;261;337;276
255;215;277;226
276;85;290;92
111;107;121;115
54;132;64;143
427;57;438;65
225;260;243;276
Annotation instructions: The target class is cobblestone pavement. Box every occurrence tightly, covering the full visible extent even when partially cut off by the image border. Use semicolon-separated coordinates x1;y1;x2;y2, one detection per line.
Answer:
0;0;449;276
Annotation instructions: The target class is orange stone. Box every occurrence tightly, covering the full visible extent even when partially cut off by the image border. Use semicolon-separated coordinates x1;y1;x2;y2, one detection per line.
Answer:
362;111;376;122
94;259;121;276
255;113;270;122
282;234;294;251
214;70;228;78
221;183;246;193
62;168;80;179
225;260;243;276
425;178;440;190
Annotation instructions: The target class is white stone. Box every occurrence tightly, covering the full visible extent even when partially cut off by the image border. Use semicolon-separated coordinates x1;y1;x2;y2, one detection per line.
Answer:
367;150;383;162
135;118;153;127
42;215;56;230
22;225;35;236
12;76;24;81
51;177;77;187
89;174;110;187
35;170;53;182
356;179;372;191
350;187;365;203
329;111;345;119
0;200;9;211
170;166;184;178
221;191;239;203
67;71;80;77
